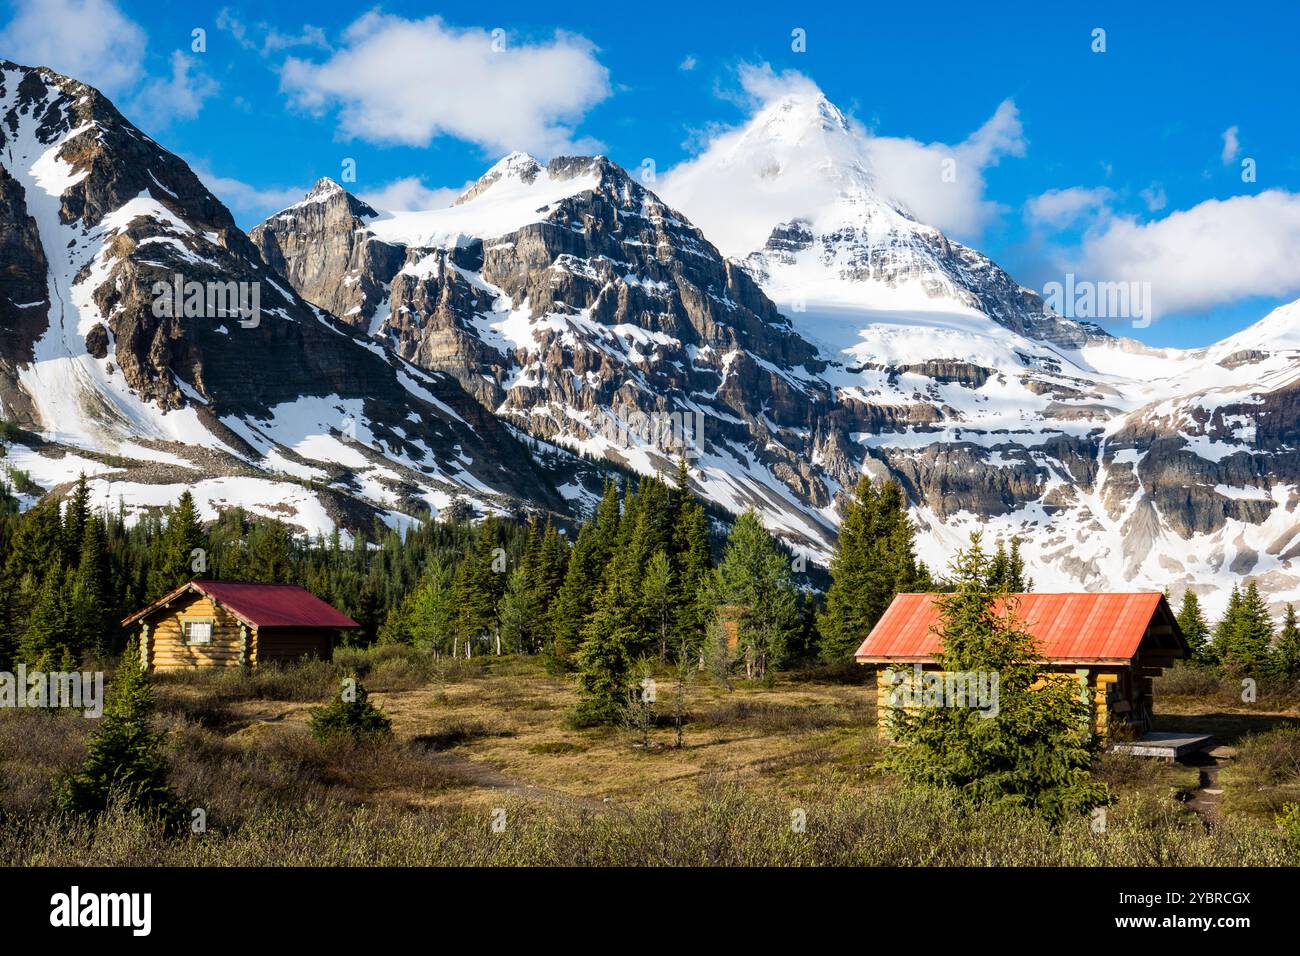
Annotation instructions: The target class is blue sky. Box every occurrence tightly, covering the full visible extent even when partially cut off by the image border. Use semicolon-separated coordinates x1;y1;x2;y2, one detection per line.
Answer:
3;0;1298;347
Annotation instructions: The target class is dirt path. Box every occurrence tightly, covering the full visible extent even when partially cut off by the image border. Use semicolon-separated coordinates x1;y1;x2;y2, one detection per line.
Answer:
1184;745;1235;826
418;748;614;812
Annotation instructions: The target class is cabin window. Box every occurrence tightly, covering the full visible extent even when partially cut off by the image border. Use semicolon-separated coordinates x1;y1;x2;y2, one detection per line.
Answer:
183;619;214;645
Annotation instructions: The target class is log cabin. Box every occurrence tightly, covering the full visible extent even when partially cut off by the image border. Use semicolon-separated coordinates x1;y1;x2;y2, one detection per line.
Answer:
123;580;360;672
854;592;1189;739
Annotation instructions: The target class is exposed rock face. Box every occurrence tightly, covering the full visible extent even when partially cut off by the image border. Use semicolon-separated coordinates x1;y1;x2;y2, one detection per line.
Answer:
0;59;566;533
5;60;1300;612
250;180;404;331
255;154;847;549
0;161;46;422
251;140;1300;608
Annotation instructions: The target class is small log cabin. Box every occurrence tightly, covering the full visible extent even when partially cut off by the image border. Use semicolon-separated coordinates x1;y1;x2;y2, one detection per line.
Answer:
855;592;1189;739
123;580;360;672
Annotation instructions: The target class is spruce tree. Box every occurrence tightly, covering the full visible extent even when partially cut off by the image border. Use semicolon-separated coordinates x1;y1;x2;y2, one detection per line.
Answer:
71;515;111;657
592;479;621;565
642;550;674;662
818;476;878;664
818;477;923;664
548;523;601;668
57;643;178;819
1218;581;1274;676
1275;604;1300;682
498;565;534;654
988;537;1032;592
242;517;293;584
714;510;798;680
20;564;74;667
150;490;204;598
397;558;455;652
61;474;92;569
1176;590;1211;664
672;499;713;661
309;674;392;741
887;533;1108;823
454;516;506;654
1210;585;1243;667
572;575;635;727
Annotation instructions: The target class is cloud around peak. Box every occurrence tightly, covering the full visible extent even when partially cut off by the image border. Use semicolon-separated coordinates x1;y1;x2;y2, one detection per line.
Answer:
659;63;1026;257
278;12;612;157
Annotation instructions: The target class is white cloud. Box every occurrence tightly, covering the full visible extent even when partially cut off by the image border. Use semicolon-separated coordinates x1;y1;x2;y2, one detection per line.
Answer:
679;55;697;71
659;65;1025;255
0;0;146;94
865;98;1025;237
216;8;331;55
1024;186;1114;228
1221;125;1241;165
1076;190;1300;318
279;12;611;157
1139;184;1167;212
189;163;306;224
264;24;330;53
130;51;218;129
359;177;467;212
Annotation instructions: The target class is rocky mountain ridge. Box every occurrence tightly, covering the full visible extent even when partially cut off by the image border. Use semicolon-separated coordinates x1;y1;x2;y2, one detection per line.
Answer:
3;60;1300;614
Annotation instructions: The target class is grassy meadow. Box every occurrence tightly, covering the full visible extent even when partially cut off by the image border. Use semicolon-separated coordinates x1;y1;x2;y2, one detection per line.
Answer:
2;650;1299;866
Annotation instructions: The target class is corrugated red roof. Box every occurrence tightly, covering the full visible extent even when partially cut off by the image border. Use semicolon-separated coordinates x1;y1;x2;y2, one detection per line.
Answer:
854;592;1170;664
124;580;359;629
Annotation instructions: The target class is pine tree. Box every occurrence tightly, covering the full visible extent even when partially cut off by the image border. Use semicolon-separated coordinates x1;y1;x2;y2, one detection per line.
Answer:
149;491;205;598
3;496;62;586
571;575;635;727
988;537;1032;592
592;479;621;564
1210;585;1242;667
1217;581;1274;676
715;510;798;680
309;674;392;741
818;477;923;664
392;558;455;651
56;643;178;819
242;518;293;584
642;550;674;662
887;533;1108;823
1275;604;1300;682
548;523;602;668
19;564;74;668
452;516;507;654
498;565;535;654
1176;590;1211;664
672;499;713;661
61;474;92;569
71;515;111;657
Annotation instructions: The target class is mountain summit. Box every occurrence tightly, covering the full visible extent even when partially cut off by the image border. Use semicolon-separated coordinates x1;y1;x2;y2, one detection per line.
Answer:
3;61;1300;611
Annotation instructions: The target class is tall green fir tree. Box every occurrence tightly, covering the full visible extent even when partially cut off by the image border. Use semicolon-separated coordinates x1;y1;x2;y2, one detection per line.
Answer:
548;523;602;669
571;574;636;727
149;490;205;598
714;510;799;681
887;533;1108;823
1275;604;1300;682
1215;581;1274;676
988;537;1032;592
1175;590;1211;664
818;477;924;665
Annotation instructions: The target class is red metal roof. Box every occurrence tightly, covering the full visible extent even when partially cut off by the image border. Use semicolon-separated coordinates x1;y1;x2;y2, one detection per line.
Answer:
854;592;1171;664
124;580;359;629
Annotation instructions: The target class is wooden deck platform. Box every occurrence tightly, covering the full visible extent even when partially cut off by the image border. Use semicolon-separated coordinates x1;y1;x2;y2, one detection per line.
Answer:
1110;732;1215;760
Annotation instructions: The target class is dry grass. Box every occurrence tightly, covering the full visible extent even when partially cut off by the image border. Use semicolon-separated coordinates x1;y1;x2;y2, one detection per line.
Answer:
5;647;1300;865
1221;727;1300;819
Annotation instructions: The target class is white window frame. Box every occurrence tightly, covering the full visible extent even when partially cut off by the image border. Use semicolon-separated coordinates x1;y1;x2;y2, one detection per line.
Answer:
183;618;214;646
